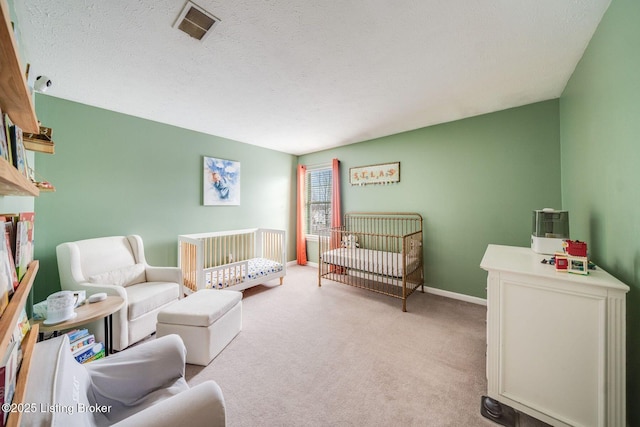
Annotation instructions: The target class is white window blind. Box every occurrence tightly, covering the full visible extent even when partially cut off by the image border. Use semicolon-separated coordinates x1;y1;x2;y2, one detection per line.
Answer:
305;167;332;236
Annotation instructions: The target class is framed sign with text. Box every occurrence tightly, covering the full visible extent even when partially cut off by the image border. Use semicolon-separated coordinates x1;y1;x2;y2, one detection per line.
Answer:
349;162;400;186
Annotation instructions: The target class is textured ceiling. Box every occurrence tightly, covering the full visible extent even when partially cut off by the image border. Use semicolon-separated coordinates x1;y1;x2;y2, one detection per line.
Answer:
14;0;610;155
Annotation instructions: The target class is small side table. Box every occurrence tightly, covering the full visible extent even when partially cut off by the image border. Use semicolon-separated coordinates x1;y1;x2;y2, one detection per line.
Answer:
32;296;125;355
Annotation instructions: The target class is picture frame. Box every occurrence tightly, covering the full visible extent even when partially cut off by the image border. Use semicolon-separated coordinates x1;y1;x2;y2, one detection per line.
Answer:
203;156;240;206
349;162;400;186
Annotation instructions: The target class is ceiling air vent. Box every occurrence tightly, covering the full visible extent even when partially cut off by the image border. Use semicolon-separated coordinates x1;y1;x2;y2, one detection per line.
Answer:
173;1;220;41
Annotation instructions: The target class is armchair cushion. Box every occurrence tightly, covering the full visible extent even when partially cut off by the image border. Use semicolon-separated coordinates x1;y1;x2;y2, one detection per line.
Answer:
76;236;139;278
88;263;147;287
126;282;182;320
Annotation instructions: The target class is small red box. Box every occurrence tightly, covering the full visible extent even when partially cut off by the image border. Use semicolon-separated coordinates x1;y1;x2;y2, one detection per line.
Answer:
566;240;587;257
555;255;568;271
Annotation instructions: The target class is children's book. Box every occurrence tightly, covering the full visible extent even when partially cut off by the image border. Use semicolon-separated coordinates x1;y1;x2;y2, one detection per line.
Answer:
0;340;18;426
66;328;89;343
0;278;7;319
0;217;18;292
14;212;34;282
83;348;106;363
74;342;104;364
70;335;95;353
0;215;17;258
12;307;30;344
0;109;8;163
0;228;12;316
2;114;13;166
8;125;25;175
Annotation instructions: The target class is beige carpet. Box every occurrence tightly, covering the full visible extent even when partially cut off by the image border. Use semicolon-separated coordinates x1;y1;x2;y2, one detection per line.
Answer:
185;265;548;427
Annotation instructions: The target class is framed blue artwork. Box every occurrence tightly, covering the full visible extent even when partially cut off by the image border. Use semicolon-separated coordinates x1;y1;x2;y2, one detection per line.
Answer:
203;156;240;206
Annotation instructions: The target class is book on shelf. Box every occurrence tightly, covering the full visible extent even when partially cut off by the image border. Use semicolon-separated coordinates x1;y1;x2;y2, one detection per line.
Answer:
70;334;95;353
74;342;104;364
0;340;18;427
14;212;34;282
83;349;105;363
0;277;7;319
0;232;15;301
0;216;18;292
1;215;18;262
0;110;9;163
0;219;13;317
2;114;13;166
66;328;89;343
8;125;26;176
12;307;30;345
11;307;30;370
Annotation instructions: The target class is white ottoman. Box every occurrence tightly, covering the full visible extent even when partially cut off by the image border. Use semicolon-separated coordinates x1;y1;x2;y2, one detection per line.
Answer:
156;289;242;366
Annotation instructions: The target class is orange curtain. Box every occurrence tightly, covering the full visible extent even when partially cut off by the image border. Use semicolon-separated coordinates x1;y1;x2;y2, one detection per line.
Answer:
330;159;344;273
296;164;308;265
331;159;341;228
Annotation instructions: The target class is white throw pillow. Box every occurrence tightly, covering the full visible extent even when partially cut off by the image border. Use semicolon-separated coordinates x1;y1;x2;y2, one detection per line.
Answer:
89;263;147;287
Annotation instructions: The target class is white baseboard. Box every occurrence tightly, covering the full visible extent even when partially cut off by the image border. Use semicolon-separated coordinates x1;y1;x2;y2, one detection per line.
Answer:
292;260;486;305
425;286;486;306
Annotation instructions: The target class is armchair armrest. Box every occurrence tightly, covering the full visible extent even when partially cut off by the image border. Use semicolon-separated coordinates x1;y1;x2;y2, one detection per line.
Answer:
76;281;127;299
86;334;186;404
126;235;182;284
112;381;226;427
145;265;182;284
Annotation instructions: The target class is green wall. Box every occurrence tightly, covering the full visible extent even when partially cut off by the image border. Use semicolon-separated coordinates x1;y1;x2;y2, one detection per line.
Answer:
559;0;640;422
300;100;562;299
32;95;297;303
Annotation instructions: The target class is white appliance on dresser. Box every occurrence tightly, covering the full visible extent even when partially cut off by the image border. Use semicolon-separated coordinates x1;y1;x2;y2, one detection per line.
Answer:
480;245;629;427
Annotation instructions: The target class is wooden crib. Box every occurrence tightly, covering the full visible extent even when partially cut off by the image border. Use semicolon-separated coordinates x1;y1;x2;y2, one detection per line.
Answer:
178;228;286;293
319;212;424;311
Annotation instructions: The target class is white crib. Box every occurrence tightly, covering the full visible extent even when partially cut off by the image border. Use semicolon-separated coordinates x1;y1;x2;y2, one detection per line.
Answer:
178;228;286;293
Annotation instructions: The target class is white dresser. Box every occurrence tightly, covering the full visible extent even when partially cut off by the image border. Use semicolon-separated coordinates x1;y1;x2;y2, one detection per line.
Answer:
480;245;629;427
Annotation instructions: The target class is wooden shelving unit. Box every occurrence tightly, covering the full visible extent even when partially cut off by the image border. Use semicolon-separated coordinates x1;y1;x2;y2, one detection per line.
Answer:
23;136;54;154
7;323;38;427
0;156;39;196
0;0;47;424
0;262;38;358
0;0;38;134
0;262;39;427
24;126;55;154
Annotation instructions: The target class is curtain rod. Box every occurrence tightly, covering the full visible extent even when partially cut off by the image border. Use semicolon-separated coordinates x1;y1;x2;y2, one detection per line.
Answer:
301;160;334;170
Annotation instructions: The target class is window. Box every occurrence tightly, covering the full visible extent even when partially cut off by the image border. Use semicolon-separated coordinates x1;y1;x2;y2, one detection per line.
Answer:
305;167;332;236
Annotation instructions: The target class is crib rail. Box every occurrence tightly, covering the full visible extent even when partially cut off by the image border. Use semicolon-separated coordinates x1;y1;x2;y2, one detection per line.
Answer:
204;260;249;289
178;228;286;292
344;212;422;236
318;212;424;311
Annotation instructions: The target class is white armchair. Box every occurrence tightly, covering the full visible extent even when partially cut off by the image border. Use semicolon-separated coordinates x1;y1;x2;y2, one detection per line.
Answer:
56;235;181;351
23;334;226;426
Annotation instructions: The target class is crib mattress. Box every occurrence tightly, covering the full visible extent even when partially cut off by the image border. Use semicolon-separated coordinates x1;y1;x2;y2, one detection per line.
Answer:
322;248;420;278
206;258;284;288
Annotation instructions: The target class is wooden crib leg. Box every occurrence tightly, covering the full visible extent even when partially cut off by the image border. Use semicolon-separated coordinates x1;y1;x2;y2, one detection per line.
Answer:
402;299;407;312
